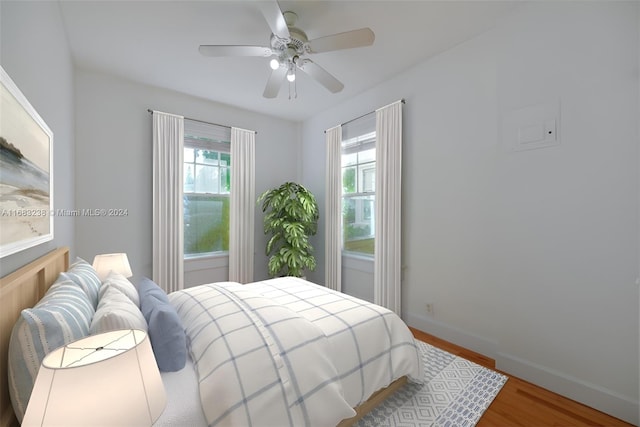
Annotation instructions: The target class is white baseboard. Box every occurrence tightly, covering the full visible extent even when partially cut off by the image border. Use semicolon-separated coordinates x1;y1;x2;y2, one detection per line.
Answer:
496;352;639;426
405;313;639;426
405;313;499;361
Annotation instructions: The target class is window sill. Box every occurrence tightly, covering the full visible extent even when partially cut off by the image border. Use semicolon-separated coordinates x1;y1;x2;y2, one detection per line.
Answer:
342;252;374;274
184;252;229;261
184;253;229;273
342;251;374;261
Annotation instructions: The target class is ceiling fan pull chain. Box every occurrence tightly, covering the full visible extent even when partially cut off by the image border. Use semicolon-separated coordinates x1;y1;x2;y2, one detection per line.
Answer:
287;77;298;100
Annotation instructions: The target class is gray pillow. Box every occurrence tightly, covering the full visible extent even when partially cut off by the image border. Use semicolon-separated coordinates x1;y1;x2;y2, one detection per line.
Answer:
137;277;186;372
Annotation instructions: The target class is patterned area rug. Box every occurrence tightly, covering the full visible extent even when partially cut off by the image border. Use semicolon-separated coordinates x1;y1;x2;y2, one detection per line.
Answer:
356;341;508;427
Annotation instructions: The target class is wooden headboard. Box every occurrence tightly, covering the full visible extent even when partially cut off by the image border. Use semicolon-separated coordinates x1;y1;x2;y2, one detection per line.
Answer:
0;247;69;427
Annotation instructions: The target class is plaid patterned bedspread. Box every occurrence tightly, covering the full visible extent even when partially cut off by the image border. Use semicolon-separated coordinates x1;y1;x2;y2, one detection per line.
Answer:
241;278;425;407
169;278;424;426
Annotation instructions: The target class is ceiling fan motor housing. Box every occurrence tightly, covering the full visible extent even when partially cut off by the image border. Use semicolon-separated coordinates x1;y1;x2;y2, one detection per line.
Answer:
271;27;307;53
270;11;308;67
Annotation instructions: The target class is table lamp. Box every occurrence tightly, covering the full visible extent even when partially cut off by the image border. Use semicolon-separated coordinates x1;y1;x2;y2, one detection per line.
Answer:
92;253;133;281
22;329;166;426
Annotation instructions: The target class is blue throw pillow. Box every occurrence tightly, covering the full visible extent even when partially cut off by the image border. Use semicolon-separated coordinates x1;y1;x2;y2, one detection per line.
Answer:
138;276;170;305
147;304;187;371
137;277;186;372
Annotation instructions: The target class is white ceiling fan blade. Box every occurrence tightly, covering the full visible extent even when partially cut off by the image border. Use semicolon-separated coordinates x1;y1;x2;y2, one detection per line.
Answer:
199;45;273;57
298;60;344;93
263;66;287;98
257;1;290;40
306;28;375;54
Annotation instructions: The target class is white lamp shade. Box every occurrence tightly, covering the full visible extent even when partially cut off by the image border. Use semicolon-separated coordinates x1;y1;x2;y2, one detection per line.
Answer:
92;253;133;280
23;329;166;427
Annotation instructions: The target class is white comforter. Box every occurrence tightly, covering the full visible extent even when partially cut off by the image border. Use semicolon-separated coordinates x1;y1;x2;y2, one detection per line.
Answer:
169;278;424;427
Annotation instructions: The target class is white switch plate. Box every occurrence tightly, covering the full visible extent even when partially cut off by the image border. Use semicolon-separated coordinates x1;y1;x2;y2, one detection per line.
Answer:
503;100;561;152
518;123;545;144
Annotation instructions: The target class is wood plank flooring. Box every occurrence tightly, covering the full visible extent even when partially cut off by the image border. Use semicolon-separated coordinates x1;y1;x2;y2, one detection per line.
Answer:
410;327;634;427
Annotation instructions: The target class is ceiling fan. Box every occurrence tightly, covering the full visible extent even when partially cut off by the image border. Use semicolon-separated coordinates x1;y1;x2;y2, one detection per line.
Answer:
199;1;375;98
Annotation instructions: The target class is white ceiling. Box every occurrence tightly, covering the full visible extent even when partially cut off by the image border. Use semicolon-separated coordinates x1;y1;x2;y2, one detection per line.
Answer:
58;1;519;122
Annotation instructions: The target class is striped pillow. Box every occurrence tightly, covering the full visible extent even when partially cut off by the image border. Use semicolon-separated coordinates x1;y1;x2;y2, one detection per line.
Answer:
7;281;94;422
60;257;101;309
99;271;140;307
91;286;147;334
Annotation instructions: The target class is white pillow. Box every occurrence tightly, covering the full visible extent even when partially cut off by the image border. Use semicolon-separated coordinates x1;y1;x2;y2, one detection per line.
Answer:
91;286;147;334
99;271;140;307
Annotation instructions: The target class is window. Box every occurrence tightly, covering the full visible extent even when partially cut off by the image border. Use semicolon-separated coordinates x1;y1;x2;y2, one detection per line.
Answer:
342;116;376;256
183;120;231;257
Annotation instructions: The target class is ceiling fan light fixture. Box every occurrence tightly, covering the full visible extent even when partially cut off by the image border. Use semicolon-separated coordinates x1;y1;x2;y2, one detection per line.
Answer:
269;58;280;70
286;62;296;82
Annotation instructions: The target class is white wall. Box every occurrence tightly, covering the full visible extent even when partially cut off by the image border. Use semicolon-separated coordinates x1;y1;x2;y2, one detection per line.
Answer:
74;69;300;285
2;1;637;423
302;2;639;424
0;1;76;276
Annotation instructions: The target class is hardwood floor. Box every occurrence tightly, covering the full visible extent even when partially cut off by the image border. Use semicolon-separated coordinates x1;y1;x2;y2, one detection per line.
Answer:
410;328;634;427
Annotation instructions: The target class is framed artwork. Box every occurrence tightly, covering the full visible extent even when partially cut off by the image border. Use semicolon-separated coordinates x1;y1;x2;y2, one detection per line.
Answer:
0;66;53;258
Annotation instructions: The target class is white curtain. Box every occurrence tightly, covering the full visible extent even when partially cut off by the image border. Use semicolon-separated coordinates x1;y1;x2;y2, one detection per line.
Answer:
229;127;255;283
325;125;342;291
152;111;184;293
374;100;403;315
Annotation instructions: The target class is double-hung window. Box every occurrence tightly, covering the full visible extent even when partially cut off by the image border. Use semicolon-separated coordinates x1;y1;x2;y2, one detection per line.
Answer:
342;115;376;255
183;120;231;257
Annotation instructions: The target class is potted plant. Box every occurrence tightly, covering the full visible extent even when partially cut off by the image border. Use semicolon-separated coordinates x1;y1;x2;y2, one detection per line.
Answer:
258;182;319;277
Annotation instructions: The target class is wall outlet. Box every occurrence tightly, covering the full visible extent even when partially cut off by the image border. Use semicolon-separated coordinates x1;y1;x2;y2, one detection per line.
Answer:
425;303;434;315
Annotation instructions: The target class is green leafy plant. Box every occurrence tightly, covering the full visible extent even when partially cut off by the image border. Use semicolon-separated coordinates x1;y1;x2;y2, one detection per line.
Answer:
258;182;319;277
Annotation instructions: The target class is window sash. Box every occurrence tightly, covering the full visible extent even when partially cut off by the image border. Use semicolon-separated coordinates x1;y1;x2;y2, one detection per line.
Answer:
183;193;230;256
342;194;375;256
184;149;230;196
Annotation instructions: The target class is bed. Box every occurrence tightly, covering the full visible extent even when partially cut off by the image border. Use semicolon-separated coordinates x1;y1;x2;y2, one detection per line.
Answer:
1;247;424;427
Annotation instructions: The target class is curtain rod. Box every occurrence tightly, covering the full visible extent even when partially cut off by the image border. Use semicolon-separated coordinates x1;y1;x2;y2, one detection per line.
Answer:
147;109;257;134
324;99;405;133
